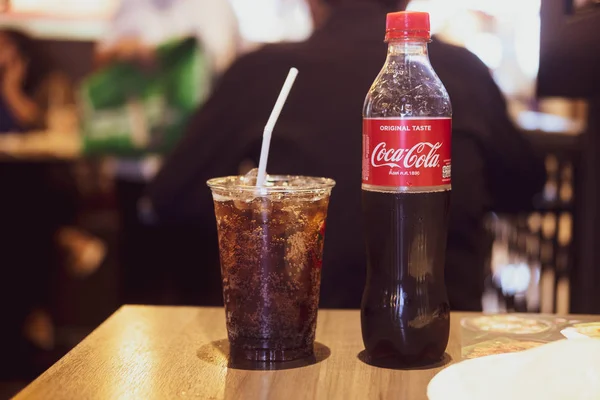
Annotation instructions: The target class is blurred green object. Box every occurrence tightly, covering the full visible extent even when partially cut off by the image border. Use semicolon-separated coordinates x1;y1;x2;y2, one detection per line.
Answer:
80;37;208;157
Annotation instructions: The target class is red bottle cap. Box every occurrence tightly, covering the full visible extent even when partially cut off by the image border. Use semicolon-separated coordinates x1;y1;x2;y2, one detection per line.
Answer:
385;11;431;42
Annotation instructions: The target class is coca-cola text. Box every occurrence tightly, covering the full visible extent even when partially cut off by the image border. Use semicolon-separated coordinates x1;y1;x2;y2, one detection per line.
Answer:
371;142;442;169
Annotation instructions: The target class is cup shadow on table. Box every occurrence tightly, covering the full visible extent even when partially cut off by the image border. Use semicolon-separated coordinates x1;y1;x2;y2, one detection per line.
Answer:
357;351;452;371
197;339;331;371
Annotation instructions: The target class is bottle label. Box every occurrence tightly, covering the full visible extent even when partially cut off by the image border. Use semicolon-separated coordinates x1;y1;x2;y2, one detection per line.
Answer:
362;118;451;189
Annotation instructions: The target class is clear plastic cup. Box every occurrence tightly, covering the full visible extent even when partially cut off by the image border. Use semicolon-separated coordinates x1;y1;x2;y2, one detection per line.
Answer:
208;175;335;362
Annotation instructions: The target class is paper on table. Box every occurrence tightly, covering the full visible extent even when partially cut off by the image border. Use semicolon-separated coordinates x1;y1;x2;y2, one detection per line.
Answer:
459;314;589;359
561;322;600;339
428;339;600;400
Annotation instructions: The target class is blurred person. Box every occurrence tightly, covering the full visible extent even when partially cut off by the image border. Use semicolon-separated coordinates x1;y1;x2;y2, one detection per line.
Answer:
146;0;546;310
0;28;78;378
93;0;240;305
96;0;239;79
0;29;72;133
0;30;103;274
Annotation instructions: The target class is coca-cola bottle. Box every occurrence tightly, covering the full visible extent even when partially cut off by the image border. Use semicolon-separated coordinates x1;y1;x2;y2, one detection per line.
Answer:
361;11;452;366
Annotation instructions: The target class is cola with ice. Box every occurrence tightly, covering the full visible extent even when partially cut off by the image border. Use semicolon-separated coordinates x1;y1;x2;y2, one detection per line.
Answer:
208;175;334;362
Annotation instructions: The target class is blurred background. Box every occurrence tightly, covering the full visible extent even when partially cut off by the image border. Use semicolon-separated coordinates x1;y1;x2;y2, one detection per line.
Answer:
0;0;599;396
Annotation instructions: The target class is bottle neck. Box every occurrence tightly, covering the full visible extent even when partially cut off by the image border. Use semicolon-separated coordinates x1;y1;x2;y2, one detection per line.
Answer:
386;40;430;59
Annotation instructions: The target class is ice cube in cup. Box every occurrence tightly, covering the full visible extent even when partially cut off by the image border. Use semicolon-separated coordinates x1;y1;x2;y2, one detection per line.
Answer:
240;168;260;186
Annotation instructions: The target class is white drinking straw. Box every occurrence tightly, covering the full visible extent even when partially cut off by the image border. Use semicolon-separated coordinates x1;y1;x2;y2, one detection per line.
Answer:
256;67;299;188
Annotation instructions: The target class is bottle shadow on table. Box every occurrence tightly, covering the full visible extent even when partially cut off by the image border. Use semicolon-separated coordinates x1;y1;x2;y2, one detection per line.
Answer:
357;351;452;370
197;339;331;371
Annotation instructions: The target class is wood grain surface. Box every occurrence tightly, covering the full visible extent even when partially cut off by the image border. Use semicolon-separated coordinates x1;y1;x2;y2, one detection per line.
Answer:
16;306;468;400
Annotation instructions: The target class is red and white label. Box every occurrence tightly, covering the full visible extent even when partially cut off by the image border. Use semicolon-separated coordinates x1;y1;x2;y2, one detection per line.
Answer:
362;118;451;189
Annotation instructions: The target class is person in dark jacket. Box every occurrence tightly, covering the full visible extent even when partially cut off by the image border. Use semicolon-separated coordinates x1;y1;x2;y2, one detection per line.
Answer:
145;0;546;310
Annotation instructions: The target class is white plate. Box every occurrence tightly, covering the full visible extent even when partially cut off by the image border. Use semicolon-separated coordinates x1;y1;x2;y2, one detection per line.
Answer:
428;340;600;400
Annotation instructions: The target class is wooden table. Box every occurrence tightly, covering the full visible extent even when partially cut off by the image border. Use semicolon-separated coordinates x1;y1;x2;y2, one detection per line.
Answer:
15;306;467;400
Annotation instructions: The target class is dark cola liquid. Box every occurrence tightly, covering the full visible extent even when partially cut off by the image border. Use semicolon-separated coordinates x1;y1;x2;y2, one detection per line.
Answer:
361;189;450;366
213;194;329;362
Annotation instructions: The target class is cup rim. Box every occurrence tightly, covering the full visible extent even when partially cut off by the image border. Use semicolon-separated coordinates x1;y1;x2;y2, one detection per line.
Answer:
207;175;336;193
